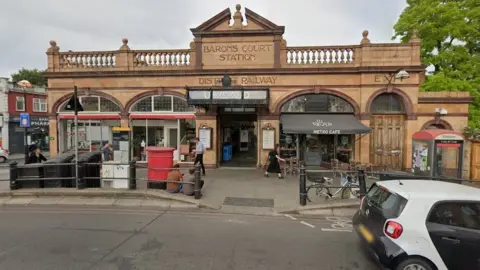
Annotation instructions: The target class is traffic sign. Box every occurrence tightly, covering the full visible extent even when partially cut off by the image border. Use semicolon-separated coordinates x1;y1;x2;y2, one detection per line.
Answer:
19;113;30;128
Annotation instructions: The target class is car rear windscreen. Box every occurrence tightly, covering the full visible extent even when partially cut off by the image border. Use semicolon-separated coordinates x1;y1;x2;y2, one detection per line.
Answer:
365;183;408;219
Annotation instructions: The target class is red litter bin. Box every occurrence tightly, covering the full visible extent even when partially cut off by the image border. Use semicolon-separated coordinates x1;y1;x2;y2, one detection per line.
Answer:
146;147;175;189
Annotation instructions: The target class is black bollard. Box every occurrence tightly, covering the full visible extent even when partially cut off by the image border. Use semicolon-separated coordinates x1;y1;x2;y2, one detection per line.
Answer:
299;163;307;206
9;161;19;190
77;162;85;189
358;168;366;198
129;160;137;190
194;163;202;200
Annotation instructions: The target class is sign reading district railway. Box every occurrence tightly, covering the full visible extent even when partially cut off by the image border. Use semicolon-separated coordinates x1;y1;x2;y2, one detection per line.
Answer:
202;42;274;68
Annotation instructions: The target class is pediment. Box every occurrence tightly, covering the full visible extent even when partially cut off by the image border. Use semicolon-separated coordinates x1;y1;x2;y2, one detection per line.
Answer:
190;5;284;37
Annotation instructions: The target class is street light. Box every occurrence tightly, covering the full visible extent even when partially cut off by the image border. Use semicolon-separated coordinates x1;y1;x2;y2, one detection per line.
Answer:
385;69;409;91
17;80;32;164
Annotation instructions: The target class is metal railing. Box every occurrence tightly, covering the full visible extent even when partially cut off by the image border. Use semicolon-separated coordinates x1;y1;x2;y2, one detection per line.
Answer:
298;164;480;206
4;161;203;200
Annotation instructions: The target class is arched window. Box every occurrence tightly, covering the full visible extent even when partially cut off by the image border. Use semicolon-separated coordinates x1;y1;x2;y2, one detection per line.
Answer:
425;124;444;130
370;93;404;113
281;94;354;113
130;95;195;113
59;96;121;112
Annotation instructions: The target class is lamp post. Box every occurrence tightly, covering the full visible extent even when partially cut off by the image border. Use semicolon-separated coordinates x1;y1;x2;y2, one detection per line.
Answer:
385;69;409;91
17;80;32;164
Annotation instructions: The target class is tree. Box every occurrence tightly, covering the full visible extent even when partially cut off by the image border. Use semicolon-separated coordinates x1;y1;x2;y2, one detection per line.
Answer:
392;0;480;127
11;68;47;87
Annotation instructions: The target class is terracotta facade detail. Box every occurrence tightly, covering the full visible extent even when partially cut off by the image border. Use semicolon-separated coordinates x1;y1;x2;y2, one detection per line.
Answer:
45;4;471;170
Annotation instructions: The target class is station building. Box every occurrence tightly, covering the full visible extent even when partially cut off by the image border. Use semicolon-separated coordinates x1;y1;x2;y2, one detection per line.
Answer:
45;5;471;171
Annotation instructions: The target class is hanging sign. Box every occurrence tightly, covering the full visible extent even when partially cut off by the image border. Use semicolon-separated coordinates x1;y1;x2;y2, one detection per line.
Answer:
19;113;30;128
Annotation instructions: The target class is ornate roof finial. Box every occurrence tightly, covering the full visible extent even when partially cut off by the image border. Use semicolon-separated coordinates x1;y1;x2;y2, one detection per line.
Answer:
409;29;421;44
360;30;370;45
120;38;130;51
47;40;60;53
232;4;243;29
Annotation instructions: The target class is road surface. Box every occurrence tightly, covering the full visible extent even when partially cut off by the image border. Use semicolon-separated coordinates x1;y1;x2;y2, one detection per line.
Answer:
0;206;378;270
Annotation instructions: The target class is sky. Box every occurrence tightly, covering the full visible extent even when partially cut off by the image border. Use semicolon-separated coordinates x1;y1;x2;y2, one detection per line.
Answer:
0;0;407;78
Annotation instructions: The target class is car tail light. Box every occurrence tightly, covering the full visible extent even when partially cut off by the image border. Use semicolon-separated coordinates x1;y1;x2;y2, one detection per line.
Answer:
385;221;403;239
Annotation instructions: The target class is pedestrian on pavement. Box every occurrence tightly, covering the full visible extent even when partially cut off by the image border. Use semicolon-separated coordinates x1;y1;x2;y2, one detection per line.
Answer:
27;145;47;164
101;142;112;161
182;167;204;196
264;144;285;179
166;164;183;193
193;137;206;176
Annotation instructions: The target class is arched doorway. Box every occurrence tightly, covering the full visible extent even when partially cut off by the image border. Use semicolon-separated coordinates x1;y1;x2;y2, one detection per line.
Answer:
57;95;122;153
280;93;369;166
128;95;196;162
369;93;405;170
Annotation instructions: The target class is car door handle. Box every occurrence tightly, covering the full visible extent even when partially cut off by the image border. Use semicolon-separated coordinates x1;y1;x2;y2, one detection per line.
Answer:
441;236;460;244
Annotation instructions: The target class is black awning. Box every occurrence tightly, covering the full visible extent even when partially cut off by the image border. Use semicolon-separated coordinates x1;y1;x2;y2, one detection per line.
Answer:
281;114;371;135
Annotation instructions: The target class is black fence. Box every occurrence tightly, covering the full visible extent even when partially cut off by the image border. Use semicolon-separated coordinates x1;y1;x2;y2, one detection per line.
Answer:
298;165;480;206
5;153;204;200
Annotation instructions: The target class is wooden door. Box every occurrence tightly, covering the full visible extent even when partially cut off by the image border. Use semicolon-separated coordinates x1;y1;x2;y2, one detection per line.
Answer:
471;142;480;182
370;115;405;170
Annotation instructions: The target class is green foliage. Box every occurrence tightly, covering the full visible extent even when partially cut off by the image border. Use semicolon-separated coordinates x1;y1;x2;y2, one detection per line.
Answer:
11;68;47;87
393;0;480;127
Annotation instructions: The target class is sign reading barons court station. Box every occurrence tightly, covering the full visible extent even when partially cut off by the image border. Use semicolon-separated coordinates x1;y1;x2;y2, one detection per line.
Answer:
202;42;275;67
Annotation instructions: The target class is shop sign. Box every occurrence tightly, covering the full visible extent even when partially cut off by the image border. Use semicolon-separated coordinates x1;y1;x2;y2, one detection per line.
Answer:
312;120;333;127
188;89;269;106
212;91;242;99
12;116;49;127
313;129;340;134
435;134;464;141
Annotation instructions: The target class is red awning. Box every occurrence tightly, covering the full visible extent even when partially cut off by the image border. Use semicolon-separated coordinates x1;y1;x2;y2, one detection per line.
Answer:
129;114;195;120
58;114;120;120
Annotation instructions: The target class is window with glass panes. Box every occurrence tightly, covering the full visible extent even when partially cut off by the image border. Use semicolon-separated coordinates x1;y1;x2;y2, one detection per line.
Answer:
33;98;47;112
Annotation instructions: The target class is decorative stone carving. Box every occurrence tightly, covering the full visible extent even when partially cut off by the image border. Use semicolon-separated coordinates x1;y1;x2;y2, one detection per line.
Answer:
47;40;60;53
120;38;130;51
232;4;244;29
409;29;421;44
360;30;370;45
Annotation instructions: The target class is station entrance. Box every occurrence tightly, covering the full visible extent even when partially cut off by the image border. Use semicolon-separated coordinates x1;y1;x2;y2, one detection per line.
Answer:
219;108;258;167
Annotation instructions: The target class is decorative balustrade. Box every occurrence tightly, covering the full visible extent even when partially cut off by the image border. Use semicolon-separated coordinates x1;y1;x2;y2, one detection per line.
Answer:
59;51;116;69
285;46;358;65
134;50;191;67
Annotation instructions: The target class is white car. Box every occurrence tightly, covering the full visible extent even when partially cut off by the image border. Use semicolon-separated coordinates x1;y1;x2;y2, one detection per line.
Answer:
0;148;8;163
353;179;480;270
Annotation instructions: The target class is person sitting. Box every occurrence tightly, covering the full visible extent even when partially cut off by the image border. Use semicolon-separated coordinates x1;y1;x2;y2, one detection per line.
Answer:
27;145;47;164
166;164;183;193
182;168;205;196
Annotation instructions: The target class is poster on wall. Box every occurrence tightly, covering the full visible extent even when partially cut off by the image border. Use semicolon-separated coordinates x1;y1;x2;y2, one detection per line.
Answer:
412;141;429;174
262;129;275;150
199;128;212;149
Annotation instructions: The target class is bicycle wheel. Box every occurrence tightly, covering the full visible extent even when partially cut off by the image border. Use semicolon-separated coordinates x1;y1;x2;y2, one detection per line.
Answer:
306;184;325;202
341;187;353;199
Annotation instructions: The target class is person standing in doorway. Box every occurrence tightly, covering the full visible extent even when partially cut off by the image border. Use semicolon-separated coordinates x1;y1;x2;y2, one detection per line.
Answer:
264;144;285;179
193;137;206;176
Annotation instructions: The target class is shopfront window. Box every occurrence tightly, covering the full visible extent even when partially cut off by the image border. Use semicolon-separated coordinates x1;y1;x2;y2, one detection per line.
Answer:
58;95;122;153
280;94;355;165
130;95;195;162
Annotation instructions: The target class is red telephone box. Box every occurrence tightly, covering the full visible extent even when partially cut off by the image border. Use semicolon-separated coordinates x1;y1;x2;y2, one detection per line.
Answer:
412;129;465;179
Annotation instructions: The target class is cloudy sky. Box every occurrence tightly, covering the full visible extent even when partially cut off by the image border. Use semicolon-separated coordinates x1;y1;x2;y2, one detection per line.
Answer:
0;0;407;77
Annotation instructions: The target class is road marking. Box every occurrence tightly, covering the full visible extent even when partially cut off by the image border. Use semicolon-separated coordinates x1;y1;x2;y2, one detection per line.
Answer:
321;228;352;232
284;214;297;220
300;221;315;228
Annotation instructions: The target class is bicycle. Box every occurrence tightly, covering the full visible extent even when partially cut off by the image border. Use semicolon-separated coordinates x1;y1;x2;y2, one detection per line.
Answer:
306;172;360;202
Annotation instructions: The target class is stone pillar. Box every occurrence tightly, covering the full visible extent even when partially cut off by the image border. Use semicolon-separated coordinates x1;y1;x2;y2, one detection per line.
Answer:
196;114;217;168
358;119;371;164
120;113;129;128
403;120;416;170
49;116;58;156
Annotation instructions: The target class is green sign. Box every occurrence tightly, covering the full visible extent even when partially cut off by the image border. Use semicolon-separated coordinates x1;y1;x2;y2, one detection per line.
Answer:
49;137;55;141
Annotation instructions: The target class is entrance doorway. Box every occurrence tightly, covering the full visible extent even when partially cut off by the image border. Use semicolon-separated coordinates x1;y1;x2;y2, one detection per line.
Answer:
219;109;258;167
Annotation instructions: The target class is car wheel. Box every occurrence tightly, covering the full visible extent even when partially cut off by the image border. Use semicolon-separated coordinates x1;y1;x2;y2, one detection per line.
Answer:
396;257;433;270
0;157;6;163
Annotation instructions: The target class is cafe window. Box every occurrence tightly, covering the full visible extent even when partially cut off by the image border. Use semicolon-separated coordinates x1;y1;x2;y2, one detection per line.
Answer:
16;97;25;111
371;93;404;113
33;98;47;112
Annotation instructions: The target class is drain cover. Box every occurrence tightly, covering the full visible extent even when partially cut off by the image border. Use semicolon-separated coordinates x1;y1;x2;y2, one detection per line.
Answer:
223;197;274;208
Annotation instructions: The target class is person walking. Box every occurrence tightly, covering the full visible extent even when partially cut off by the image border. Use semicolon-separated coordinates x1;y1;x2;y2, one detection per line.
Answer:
264;144;285;179
193;137;206;176
27;145;47;164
